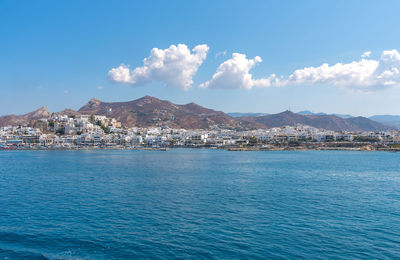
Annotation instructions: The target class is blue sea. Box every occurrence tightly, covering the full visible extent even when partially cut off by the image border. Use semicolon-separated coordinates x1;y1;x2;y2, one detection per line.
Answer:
1;149;400;259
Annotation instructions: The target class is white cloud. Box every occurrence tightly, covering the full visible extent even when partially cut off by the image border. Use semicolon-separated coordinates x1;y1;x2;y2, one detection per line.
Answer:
279;49;400;91
97;86;104;90
108;65;132;83
361;51;372;58
63;90;69;94
108;44;209;90
109;46;400;92
200;53;275;89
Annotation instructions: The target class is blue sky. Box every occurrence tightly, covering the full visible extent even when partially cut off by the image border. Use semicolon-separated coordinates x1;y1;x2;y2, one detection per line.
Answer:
2;0;400;116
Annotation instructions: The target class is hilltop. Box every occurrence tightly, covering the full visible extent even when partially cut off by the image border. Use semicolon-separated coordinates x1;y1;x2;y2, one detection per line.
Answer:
0;107;51;127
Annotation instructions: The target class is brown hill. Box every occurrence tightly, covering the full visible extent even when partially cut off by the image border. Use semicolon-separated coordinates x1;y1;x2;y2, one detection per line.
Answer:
0;98;392;131
239;110;391;132
54;108;81;117
78;96;254;129
0;107;51;127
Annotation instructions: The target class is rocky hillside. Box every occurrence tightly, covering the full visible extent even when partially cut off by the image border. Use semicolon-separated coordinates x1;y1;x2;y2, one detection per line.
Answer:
77;96;253;129
239;111;391;132
0;107;51;127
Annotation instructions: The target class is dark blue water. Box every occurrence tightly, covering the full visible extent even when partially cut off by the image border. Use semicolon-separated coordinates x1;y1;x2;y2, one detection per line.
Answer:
1;150;400;259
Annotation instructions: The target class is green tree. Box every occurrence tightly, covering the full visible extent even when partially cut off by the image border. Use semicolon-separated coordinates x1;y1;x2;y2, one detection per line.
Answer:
89;115;95;124
100;124;110;134
56;128;65;135
248;136;258;146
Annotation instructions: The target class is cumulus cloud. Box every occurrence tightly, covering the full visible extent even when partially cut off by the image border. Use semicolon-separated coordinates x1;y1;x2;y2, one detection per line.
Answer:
108;44;209;90
283;59;379;88
109;46;400;92
279;49;400;91
200;53;276;89
108;65;132;83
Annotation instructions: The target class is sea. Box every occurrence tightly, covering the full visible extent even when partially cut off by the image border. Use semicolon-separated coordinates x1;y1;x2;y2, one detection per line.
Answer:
1;149;400;259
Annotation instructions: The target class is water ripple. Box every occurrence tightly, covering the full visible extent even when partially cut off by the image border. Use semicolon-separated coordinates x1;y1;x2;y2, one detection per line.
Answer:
1;150;400;259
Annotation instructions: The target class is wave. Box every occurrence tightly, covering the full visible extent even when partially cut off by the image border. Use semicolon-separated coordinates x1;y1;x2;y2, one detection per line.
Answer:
0;247;49;260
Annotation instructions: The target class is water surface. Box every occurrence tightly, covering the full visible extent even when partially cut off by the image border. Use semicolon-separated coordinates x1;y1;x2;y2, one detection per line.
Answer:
1;150;400;259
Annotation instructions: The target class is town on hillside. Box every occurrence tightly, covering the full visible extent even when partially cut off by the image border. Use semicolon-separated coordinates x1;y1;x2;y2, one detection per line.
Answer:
2;111;400;151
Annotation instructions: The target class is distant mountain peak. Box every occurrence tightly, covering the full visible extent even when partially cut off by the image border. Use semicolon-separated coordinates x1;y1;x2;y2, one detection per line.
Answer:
138;95;158;101
297;110;354;119
132;96;165;106
81;98;102;111
35;106;48;112
298;110;320;116
26;106;51;119
184;102;202;108
89;98;101;104
142;95;154;99
279;110;297;116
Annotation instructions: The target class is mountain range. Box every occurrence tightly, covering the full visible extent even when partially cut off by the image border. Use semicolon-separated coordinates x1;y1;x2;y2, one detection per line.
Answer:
297;110;354;119
237;111;391;132
0;96;394;132
228;111;354;119
368;115;400;129
230;111;400;129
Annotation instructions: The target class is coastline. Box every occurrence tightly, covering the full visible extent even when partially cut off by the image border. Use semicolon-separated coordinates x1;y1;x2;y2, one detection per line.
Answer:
2;145;400;152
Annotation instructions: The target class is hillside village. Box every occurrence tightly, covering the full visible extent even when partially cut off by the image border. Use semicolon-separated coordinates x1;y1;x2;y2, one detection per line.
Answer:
2;110;400;151
1;96;400;150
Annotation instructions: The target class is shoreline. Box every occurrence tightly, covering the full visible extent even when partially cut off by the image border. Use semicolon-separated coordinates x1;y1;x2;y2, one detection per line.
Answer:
1;146;400;152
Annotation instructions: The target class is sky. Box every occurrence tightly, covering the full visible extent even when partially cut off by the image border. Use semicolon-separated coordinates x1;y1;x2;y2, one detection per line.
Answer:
2;0;400;116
